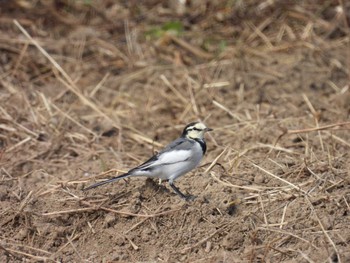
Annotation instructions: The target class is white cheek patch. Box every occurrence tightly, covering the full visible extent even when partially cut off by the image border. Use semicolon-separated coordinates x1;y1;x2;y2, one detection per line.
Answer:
187;130;204;140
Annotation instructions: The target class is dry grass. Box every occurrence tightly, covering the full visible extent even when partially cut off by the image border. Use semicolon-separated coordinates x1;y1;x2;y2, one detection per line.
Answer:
1;1;350;262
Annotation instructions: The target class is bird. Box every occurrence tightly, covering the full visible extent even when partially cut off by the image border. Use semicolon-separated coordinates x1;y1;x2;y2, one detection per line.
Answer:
83;122;212;200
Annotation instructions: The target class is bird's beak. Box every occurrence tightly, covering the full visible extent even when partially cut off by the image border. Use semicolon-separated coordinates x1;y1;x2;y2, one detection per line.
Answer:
205;127;213;132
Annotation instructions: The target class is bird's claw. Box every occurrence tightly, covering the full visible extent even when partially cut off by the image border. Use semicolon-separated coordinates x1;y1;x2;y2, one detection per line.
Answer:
184;194;196;201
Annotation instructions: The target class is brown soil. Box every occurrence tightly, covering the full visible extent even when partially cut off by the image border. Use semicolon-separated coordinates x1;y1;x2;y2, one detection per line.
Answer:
1;1;350;262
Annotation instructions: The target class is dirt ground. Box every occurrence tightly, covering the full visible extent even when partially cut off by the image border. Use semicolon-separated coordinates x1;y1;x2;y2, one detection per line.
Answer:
1;1;350;262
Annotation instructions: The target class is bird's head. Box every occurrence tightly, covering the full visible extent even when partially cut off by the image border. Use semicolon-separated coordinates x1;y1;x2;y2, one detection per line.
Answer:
182;122;213;140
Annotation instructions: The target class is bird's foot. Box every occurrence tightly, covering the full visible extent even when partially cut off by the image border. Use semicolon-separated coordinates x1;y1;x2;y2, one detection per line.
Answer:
183;194;196;201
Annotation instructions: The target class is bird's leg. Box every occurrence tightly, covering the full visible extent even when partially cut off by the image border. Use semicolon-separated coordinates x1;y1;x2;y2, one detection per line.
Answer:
169;181;195;201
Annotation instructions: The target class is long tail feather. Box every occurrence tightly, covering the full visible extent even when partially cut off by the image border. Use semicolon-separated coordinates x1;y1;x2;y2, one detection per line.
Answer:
83;173;131;191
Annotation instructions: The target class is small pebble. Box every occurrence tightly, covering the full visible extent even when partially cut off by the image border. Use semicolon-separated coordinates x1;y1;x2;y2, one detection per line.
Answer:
205;241;212;253
104;213;117;228
254;174;265;184
15;228;27;241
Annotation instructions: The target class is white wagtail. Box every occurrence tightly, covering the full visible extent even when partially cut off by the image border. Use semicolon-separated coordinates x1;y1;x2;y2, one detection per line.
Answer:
84;122;212;200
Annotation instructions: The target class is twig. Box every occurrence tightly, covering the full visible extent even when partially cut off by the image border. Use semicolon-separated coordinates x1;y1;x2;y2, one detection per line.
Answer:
257;227;318;250
99;205;181;218
204;147;227;175
41;201;182;218
250;162;307;194
124;217;150;234
13;20;121;130
0;246;51;261
66;235;84;261
50;233;82;260
211;171;265;192
4;136;31;153
302;93;324;151
168;34;213;59
181;222;231;253
275;121;350;145
18;191;33;212
280;204;288;229
204;148;264;191
160;74;188;104
0;244;20;259
212;100;242;121
50;103;98;137
258;194;268;225
305;196;341;263
1;239;52;256
0;106;39;137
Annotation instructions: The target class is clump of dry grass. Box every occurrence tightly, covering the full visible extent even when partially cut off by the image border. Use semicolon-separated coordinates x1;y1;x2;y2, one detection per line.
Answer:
1;1;350;262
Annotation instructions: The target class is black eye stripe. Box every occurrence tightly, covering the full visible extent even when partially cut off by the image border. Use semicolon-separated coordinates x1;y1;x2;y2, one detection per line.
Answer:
187;127;202;131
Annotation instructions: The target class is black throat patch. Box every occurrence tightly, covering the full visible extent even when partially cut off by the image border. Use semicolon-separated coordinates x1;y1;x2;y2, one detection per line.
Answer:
194;138;206;154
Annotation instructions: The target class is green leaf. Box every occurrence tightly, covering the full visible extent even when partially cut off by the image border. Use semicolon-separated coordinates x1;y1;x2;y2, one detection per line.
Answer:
145;21;183;39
